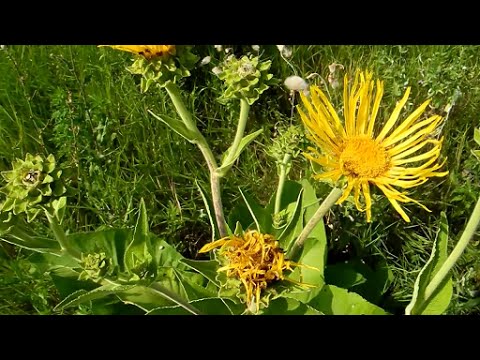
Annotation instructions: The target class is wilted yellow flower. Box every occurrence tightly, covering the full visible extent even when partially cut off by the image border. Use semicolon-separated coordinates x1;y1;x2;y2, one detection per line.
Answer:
99;45;176;60
299;70;448;222
199;230;295;311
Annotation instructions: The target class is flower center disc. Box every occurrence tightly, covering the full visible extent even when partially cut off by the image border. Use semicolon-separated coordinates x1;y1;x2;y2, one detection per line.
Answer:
340;136;391;178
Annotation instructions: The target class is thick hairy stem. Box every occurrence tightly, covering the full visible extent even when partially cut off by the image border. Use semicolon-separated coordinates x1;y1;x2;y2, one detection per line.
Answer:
274;153;292;215
210;172;228;238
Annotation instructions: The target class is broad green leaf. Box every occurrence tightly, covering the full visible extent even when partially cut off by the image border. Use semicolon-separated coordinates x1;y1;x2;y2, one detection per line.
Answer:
310;285;389;315
50;267;99;299
216;128;264;176
227;202;254;232
124;198;151;274
148;110;197;143
473;128;480;161
325;259;392;304
89;298;145;315
274;180;303;211
233;221;243;235
238;188;267;233
405;212;453;315
52;196;67;222
195;180;217;241
277;189;304;249
181;258;220;287
301;179;326;243
147;298;243;315
350;259;393;304
0;232;62;255
283;236;326;303
67;229;132;270
262;297;322;315
472;149;480;161
29;252;79;273
176;271;218;300
54;283;135;311
325;263;367;289
156;239;185;268
117;282;201;315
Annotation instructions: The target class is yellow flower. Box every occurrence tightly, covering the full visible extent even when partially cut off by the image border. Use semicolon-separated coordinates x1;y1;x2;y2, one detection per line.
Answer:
99;45;176;60
199;230;295;311
298;70;448;222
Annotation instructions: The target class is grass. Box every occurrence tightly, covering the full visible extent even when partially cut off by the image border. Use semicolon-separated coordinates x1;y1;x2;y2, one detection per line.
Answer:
0;45;479;314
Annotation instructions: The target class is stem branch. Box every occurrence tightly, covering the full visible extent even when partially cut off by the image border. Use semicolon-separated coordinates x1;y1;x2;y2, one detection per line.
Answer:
164;82;227;237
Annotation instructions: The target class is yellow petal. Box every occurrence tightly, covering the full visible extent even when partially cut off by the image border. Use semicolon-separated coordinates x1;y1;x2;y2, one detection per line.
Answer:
367;79;384;137
361;181;372;222
337;178;357;204
383;98;432;143
376;87;411;143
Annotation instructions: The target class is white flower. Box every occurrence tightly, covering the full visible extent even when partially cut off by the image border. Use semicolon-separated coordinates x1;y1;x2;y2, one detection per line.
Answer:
284;75;308;92
0;45;5;50
251;45;260;52
200;56;211;66
214;45;223;52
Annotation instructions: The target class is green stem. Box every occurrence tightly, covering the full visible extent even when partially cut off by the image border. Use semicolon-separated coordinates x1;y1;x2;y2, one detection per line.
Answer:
210;172;227;238
274;153;292;215
45;211;81;261
165;82;199;134
424;196;480;302
164;82;228;238
217;99;250;176
288;187;343;260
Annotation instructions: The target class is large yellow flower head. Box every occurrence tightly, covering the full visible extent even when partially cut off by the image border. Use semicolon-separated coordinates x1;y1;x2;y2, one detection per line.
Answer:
199;230;295;311
298;70;448;222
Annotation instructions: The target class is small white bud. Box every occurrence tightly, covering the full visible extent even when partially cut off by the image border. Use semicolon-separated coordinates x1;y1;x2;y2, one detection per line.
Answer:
284;75;308;92
212;66;222;75
214;45;223;52
277;45;292;58
199;56;211;66
251;45;260;52
0;45;5;50
225;47;233;54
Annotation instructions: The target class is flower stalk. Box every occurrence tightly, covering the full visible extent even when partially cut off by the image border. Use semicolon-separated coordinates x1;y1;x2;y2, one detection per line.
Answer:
274;153;292;215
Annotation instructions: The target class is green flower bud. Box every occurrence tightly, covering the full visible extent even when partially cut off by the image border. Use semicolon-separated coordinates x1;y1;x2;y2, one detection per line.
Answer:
215;55;276;105
272;209;289;229
79;252;111;281
0;154;67;222
127;46;199;92
267;124;308;163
